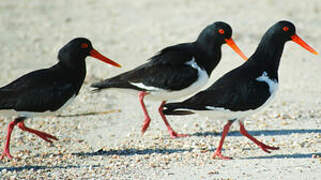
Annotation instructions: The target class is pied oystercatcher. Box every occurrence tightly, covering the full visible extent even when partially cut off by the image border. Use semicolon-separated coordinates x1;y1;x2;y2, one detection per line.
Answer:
163;20;318;159
91;21;248;138
0;37;121;159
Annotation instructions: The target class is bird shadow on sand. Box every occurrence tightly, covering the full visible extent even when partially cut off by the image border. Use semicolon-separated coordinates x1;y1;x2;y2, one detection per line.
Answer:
73;148;192;157
245;152;321;160
56;109;121;118
191;129;321;137
0;164;101;172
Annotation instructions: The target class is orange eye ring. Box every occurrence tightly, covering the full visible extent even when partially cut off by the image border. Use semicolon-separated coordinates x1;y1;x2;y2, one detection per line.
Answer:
218;29;225;34
81;43;89;48
282;26;289;32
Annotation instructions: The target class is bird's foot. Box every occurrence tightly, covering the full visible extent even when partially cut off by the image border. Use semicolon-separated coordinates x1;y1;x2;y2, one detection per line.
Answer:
212;150;232;160
258;143;279;153
34;131;58;143
0;150;13;160
17;122;58;143
239;122;279;153
169;130;189;139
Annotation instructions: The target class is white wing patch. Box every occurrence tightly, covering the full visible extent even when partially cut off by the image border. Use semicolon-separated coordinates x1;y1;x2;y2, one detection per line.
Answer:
129;82;161;91
185;58;201;69
256;71;278;94
205;106;227;111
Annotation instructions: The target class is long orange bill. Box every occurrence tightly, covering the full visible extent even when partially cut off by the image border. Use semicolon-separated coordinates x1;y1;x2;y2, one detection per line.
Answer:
291;34;318;55
225;38;248;60
90;49;122;68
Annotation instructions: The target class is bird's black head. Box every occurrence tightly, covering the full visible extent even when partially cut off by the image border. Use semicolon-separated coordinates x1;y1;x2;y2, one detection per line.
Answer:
197;21;248;60
197;22;232;45
264;20;318;55
58;38;93;62
266;21;296;42
58;37;121;69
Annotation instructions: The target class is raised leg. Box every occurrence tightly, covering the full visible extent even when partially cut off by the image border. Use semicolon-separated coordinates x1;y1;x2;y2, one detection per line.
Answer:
158;101;189;138
139;91;152;135
1;117;25;160
212;120;234;160
17;121;58;143
239;121;279;153
1;117;59;160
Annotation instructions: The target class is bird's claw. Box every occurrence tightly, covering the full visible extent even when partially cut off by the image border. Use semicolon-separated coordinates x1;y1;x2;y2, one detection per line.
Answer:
0;151;13;160
259;144;279;153
169;131;189;139
212;151;232;160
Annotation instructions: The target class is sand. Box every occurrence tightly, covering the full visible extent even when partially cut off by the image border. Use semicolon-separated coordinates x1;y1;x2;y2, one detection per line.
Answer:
0;0;320;179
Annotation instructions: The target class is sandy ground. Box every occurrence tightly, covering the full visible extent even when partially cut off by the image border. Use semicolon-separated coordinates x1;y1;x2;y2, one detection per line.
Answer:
0;0;320;179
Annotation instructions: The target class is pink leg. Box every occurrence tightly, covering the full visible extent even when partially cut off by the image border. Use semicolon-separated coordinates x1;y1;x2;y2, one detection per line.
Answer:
0;119;20;160
17;121;58;143
158;101;189;138
212;120;234;160
139;91;152;135
239;122;279;153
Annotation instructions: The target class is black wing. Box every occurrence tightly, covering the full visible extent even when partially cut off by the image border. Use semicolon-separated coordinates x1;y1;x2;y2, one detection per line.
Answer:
0;68;76;112
91;43;200;91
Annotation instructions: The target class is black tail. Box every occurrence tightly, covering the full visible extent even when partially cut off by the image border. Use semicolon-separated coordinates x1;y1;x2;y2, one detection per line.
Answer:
91;79;112;89
163;102;194;116
90;76;130;92
90;80;111;92
90;73;143;92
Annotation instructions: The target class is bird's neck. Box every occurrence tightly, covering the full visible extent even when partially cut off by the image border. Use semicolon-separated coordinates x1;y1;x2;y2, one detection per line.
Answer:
196;41;221;76
57;59;87;93
249;34;286;78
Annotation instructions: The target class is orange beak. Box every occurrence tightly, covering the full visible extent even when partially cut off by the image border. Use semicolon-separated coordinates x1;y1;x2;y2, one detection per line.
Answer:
225;38;248;60
291;34;318;55
90;49;122;68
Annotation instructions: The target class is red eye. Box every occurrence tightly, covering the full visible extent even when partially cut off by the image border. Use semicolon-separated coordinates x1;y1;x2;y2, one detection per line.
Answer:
282;26;289;32
81;43;89;48
218;29;225;34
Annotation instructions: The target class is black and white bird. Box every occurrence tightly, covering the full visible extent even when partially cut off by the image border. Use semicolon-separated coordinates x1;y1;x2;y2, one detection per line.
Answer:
163;20;318;159
0;37;121;159
91;21;248;138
